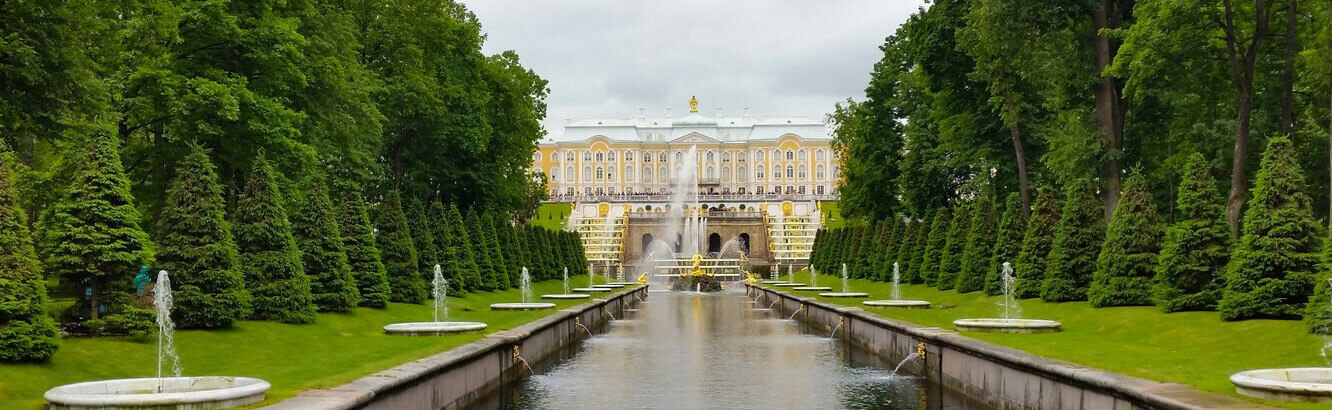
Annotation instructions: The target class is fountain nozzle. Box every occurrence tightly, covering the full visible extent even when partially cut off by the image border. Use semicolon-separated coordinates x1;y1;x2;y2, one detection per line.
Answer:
917;343;927;361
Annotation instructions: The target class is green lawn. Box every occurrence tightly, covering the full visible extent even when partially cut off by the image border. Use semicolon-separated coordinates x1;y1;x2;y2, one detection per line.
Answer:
1;276;612;410
764;270;1327;409
818;201;846;229
531;203;572;230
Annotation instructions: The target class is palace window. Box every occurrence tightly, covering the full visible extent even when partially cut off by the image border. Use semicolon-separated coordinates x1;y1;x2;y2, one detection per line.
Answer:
550;167;559;182
534;151;542;161
706;167;715;180
643;152;651;162
738;166;747;182
721;167;731;181
596;187;604;195
786;165;794;179
660;153;667;162
626;151;634;162
738;152;747;161
833;167;840;179
756;165;765;180
816;185;824;195
798;186;806;194
706;151;715;162
755;150;765;161
722;152;730;162
815;149;825;161
607;166;615;181
786;150;794;160
659;167;668;182
596;152;604;162
625;166;633;182
798;165;807;180
566;187;575;196
608;151;616;161
596;166;604;181
565;166;574;182
798;150;807;161
773;149;781;160
773;169;781;180
641;167;649;182
566;151;575;162
756;186;764;194
583;166;592;182
583;151;592;162
675;151;683;162
584;187;592;195
816;165;825;181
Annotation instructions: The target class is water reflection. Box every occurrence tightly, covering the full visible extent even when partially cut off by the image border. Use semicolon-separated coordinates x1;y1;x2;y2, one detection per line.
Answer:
477;291;985;409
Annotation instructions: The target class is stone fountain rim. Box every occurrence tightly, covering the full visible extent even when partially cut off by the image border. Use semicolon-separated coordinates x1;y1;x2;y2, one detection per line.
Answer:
952;318;1062;329
791;286;833;291
44;376;269;407
863;299;931;307
1230;367;1332;398
772;283;806;287
383;321;488;334
592;283;626;288
541;293;592;299
819;292;870;298
489;302;557;310
570;287;613;292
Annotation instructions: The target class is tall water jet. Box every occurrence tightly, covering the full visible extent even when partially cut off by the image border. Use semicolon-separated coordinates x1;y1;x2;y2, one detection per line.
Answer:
545;266;592;299
493;267;556;310
564;267;571;294
954;262;1061;333
46;270;272;408
386;265;488;335
820;262;868;298
864;262;930;308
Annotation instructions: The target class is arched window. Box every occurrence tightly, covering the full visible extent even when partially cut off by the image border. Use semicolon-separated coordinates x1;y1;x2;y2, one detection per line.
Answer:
607;151;616;161
607;166;615;181
707;233;722;253
583;151;592;162
564;166;573;182
595;151;604;162
815;149;825;161
706;151;715;162
550;167;559;182
660;152;667;162
756;150;765;161
595;166;604;181
675;151;683;162
583;166;592;182
625;165;633;182
584;187;592;195
786;165;794;179
642;166;649;182
722;152;731;162
721;167;731;181
738;166;747;182
659;167;668;182
626;151;634;162
786;150;794;160
798;165;807;180
738;152;747;161
642;233;654;254
833;166;840;179
816;165;825;181
706;167;715;179
534;151;542;161
566;151;575;162
798;149;807;161
756;165;765;180
773;149;781;160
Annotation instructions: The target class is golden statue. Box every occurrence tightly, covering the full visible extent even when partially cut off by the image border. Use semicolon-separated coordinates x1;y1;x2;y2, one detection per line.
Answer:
744;273;760;284
689;95;699;113
690;253;705;277
636;272;648;285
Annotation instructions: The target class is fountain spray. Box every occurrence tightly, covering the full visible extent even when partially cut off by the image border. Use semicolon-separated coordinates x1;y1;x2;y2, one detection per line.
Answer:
432;265;448;322
155;270;181;392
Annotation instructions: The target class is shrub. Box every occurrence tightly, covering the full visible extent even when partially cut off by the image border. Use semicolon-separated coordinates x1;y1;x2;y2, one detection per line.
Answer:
1152;153;1229;312
1041;180;1104;302
1090;171;1161;307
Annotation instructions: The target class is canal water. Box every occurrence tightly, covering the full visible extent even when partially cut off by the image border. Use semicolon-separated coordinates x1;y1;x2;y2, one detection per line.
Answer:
473;290;985;409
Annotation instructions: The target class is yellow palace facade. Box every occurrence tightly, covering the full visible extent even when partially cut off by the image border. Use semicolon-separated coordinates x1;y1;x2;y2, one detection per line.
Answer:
531;97;840;202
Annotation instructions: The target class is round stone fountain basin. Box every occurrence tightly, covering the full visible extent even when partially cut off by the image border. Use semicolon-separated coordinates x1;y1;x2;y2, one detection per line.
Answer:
863;300;931;309
819;292;869;298
792;286;832;291
45;376;269;409
490;302;556;311
772;283;805;287
607;282;636;286
760;280;788;285
592;284;626;289
383;321;487;336
571;287;612;293
541;293;591;300
953;318;1061;333
1230;368;1332;403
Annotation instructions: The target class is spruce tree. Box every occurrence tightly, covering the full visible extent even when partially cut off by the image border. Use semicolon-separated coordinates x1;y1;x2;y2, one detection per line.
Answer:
448;204;484;292
1152;153;1229;312
896;219;922;283
38;134;151;332
233;156;315;323
812;229;826;273
918;209;950;286
0;152;58;361
1041;180;1105;302
1090;172;1161;307
957;195;997;293
466;209;498;290
428;201;466;295
495;215;521;285
1307;239;1332;333
292;180;358;312
1014;188;1057;299
936;205;970;290
405;198;439;289
986;193;1026;296
1219;137;1319;320
156;146;250;329
855;223;878;279
337;189;390;308
376;190;423;303
484;213;511;289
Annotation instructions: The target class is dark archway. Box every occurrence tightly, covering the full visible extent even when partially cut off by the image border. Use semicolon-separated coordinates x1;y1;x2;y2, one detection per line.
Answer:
707;233;722;254
738;233;751;255
641;233;654;255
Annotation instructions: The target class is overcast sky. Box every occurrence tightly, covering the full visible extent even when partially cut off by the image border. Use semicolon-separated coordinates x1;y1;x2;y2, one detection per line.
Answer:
461;0;928;138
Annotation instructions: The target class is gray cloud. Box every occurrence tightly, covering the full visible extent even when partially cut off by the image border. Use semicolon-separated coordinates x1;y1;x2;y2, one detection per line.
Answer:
462;0;927;136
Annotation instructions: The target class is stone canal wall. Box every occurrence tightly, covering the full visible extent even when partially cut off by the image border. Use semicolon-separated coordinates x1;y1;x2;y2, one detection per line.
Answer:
747;285;1269;410
265;286;647;410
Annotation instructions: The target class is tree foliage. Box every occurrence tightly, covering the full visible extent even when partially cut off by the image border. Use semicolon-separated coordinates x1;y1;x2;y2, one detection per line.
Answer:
233;157;315;323
1041;180;1104;302
338;189;389;308
957;194;997;293
987;193;1026;295
292;179;358;312
1152;154;1229;312
0;152;59;361
376;190;423;304
1090;172;1162;307
1014;189;1057;299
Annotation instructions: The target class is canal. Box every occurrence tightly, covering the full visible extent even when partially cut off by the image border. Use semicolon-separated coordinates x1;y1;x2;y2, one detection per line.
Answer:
473;290;985;409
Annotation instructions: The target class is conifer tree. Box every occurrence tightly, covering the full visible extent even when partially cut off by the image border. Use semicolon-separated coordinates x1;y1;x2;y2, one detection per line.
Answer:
338;189;390;308
1090;172;1161;307
896;219;922;283
405;198;439;290
483;213;511;289
1219;137;1319;320
444;204;484;291
466;209;498;290
812;229;826;273
0;152;58;361
877;219;902;281
233;156;315;323
1014;189;1057;299
495;215;522;285
1307;239;1332;333
957;195;997;293
986;193;1026;296
292;180;358;312
1041;180;1105;302
377;190;423;303
156;146;250;329
39;134;151;331
1152;153;1229;312
936;205;970;290
918;209;950;286
427;201;466;295
855;223;878;279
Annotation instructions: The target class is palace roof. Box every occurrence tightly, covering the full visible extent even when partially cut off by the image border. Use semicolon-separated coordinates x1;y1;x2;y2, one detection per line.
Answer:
542;111;832;145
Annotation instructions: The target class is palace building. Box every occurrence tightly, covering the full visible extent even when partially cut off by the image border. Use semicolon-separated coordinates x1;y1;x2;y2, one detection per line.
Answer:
532;97;840;201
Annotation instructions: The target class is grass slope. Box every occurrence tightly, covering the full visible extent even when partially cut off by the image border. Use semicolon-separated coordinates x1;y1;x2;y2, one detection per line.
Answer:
763;270;1325;409
530;203;572;231
818;201;845;229
1;276;611;410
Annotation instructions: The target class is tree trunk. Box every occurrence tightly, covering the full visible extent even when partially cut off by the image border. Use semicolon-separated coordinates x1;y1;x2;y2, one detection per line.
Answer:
89;283;99;321
1004;93;1032;215
1092;0;1128;220
1280;0;1298;136
1222;0;1271;235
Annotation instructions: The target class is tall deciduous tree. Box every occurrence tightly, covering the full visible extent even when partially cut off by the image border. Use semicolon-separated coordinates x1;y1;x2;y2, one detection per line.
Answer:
233;157;315;323
1220;137;1319;320
1153;154;1230;312
1090;172;1162;307
1042;180;1105;302
156;146;250;329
